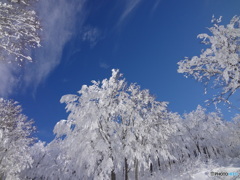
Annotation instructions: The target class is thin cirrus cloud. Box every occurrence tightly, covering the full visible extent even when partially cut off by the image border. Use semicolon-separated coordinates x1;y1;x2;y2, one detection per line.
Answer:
82;26;101;48
22;0;142;93
22;0;143;91
0;0;88;97
99;62;110;69
117;0;163;26
117;0;142;26
22;0;87;91
152;0;162;13
0;63;19;97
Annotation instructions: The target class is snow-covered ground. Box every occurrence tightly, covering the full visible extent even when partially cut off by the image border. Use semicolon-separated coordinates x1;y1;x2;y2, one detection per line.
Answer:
141;158;240;180
184;167;240;180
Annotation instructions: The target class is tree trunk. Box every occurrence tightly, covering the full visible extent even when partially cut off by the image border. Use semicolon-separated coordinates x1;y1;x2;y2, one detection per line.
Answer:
134;158;138;180
150;162;153;175
212;147;218;157
124;158;128;180
111;170;116;180
157;157;161;170
206;147;210;158
196;143;201;154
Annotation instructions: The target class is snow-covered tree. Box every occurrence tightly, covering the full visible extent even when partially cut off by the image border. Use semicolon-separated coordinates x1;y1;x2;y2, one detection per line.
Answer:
226;114;240;158
21;140;69;180
0;1;40;63
160;113;189;167
181;106;229;160
0;98;35;180
52;69;175;180
178;16;240;104
18;69;240;179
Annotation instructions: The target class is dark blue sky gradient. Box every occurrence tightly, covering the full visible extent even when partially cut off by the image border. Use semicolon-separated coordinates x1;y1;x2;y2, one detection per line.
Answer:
12;0;240;142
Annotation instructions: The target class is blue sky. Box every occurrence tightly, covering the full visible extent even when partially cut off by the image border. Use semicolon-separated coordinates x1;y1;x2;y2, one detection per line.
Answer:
3;0;240;142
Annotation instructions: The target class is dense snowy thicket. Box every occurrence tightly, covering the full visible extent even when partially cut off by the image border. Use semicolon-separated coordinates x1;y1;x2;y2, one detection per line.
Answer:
178;16;240;104
19;70;240;180
0;99;35;180
0;0;40;63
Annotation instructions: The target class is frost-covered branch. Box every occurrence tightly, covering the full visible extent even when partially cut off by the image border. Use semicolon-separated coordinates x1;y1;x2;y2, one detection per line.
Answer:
178;15;240;105
0;1;41;63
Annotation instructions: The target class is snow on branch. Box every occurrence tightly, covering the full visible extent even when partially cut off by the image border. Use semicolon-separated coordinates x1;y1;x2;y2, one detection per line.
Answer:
178;15;240;105
0;1;41;63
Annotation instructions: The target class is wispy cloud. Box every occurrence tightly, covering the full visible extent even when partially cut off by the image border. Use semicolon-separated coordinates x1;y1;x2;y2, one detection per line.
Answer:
99;62;110;69
118;0;142;25
22;0;87;91
151;0;162;13
0;0;161;97
0;63;19;97
117;0;162;26
82;26;101;48
0;0;87;96
0;0;104;96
